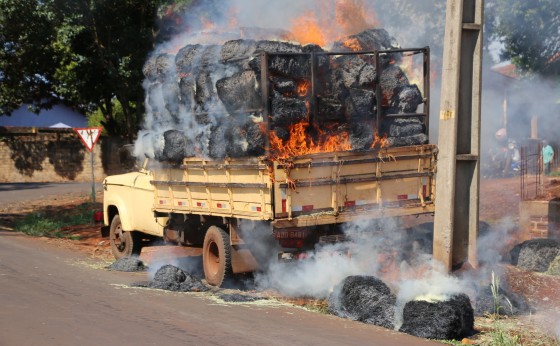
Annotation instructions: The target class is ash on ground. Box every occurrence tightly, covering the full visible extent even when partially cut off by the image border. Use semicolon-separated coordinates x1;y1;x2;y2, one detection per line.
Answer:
134;264;209;292
216;292;268;303
107;257;147;272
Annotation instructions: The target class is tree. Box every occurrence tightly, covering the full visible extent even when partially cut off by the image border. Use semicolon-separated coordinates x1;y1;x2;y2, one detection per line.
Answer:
0;0;60;114
0;0;165;141
490;0;560;76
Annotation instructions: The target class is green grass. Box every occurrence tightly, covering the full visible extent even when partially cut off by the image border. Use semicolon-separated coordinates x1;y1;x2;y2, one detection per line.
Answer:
15;202;96;240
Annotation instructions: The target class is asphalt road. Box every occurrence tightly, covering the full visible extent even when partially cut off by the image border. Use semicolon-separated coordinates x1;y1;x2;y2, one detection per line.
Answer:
0;182;102;204
0;231;439;346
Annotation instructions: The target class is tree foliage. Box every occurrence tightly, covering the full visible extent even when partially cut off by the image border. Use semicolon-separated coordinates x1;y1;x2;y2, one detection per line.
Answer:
0;0;167;140
490;0;560;76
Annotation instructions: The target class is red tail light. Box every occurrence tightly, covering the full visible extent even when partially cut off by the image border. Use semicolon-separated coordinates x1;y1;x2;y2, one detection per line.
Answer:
279;239;305;248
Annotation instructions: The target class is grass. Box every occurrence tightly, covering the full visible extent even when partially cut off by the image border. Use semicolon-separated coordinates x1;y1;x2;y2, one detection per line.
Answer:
15;202;97;240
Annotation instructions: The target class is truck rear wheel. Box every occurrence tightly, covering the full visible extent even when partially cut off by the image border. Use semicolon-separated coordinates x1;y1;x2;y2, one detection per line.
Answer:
109;214;142;259
203;226;232;286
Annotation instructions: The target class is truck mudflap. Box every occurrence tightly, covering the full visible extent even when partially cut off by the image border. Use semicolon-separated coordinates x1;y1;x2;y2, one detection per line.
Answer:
100;225;110;238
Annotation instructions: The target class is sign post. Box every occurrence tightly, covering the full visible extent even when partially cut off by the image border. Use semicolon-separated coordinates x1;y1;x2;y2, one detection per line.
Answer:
74;127;103;202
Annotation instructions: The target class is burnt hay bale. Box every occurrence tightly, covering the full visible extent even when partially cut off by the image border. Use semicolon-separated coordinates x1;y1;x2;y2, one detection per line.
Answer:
328;275;396;329
271;76;297;95
332;28;398;52
515;238;560;272
161;130;187;162
216;70;261;114
399;293;474;340
387;133;428;147
334;55;377;89
244;121;266;157
345;88;376;120
348;121;374;151
380;65;410;100
146;264;209;292
317;97;345;122
270;93;308;127
143;53;175;82
381;117;425;137
474;286;530;316
175;44;204;73
390;84;424;114
248;40;303;74
220;39;257;63
178;76;196;111
195;72;217;110
107;257;147;272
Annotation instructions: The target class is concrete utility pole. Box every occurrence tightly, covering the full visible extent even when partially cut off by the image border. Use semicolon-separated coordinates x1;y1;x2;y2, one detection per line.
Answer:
433;0;484;271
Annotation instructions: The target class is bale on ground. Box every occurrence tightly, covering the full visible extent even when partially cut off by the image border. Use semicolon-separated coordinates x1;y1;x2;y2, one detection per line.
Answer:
515;238;560;272
107;257;147;272
147;264;209;292
399;293;474;340
328;275;396;329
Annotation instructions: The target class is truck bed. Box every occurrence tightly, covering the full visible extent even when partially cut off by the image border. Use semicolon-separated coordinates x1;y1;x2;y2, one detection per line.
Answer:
149;144;436;228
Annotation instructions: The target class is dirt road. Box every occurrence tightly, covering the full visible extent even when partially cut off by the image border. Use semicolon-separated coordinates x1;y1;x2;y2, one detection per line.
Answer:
0;230;438;346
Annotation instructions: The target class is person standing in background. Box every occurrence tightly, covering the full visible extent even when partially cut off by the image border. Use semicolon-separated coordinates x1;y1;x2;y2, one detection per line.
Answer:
542;140;554;176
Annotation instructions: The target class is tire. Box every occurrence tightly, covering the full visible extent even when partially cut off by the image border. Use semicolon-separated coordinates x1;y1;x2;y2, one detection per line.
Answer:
109;214;142;259
202;226;232;286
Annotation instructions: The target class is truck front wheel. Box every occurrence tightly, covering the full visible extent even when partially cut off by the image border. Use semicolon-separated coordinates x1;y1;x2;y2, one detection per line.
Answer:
203;226;232;286
109;214;142;259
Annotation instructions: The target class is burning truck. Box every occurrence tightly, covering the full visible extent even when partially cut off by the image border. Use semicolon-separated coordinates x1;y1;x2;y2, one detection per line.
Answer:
102;28;437;287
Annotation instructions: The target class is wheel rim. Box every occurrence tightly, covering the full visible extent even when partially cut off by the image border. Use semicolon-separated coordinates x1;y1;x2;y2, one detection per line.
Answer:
206;240;220;276
114;224;126;252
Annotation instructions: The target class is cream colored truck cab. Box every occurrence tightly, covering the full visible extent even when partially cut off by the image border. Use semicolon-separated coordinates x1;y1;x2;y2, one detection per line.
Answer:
102;163;167;259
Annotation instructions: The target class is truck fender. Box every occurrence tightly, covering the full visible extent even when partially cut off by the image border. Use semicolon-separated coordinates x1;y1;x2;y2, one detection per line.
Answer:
104;195;134;232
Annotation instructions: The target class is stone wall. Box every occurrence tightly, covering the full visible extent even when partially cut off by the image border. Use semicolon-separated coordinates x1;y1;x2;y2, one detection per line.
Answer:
0;128;133;183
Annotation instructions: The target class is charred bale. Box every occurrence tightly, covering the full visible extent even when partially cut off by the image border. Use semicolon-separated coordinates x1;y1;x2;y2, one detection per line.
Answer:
348;121;374;151
345;88;376;120
178;76;196;111
474;286;530;316
146;264;209;292
334;55;377;89
248;40;303;74
273;126;290;142
194;72;217;111
380;66;410;103
389;84;424;114
175;44;204;74
328;275;396;329
387;133;428;147
143;53;175;82
317;97;345;122
381;117;425;137
208;117;257;159
268;54;311;79
107;257;147;272
270;76;297;95
515;238;560;272
161;130;187;162
399;294;474;340
270;93;308;127
244;121;266;157
221;39;257;63
162;80;181;123
216;70;261;114
332;28;398;52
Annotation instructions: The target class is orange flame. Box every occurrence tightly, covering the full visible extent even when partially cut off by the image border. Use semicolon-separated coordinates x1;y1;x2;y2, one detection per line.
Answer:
269;121;352;160
290;12;326;46
297;79;310;97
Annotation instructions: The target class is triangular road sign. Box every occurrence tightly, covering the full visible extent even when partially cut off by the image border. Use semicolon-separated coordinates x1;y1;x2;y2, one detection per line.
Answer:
74;127;103;152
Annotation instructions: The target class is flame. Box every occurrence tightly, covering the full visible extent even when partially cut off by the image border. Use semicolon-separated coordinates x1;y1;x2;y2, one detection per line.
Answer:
297;79;310;97
290;12;326;46
269;121;352;160
340;37;362;52
288;0;378;47
371;132;389;149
